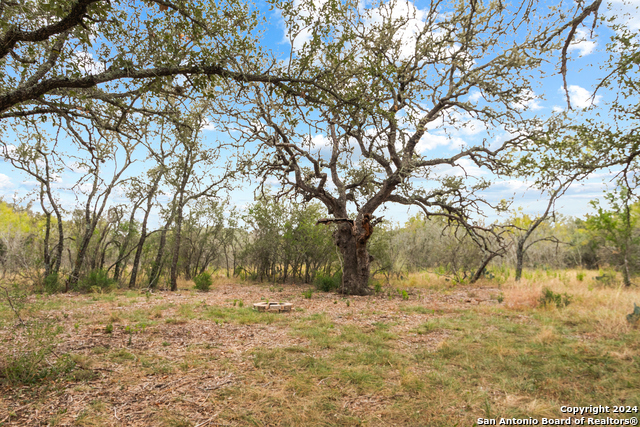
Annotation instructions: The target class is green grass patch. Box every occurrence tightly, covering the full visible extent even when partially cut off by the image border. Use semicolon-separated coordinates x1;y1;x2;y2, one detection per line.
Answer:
109;349;136;363
203;306;284;325
400;305;435;315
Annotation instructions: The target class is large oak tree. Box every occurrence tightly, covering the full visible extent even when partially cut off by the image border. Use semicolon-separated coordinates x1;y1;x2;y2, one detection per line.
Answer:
225;0;602;295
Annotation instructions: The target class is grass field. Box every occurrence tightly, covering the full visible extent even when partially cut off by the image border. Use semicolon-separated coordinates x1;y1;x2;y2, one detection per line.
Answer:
1;269;639;426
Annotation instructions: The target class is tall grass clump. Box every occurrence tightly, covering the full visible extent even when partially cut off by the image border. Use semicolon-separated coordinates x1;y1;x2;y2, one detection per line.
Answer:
0;288;74;385
43;272;60;294
77;269;117;293
1;319;75;385
193;272;213;292
539;287;572;308
314;271;342;292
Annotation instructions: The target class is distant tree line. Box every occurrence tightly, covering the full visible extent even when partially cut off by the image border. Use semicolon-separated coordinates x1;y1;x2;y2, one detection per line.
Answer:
0;0;611;295
1;191;638;292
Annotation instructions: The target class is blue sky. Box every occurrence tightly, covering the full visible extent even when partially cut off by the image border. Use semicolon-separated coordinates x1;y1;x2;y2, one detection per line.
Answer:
0;0;638;227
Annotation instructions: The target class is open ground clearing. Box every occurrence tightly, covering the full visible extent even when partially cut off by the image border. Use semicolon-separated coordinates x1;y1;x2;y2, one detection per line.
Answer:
1;271;639;426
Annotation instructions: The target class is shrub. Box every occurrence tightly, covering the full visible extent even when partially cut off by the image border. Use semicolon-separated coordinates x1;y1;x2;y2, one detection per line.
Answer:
373;281;383;294
44;272;60;294
302;289;313;299
627;304;640;325
593;269;617;287
78;269;116;293
314;271;342;292
194;272;213;292
539;287;572;308
0;319;74;385
576;271;586;281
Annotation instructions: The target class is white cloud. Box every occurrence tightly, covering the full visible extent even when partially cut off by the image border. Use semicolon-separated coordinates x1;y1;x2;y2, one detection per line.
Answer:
468;91;482;102
562;85;602;109
286;0;330;51
366;0;432;60
249;120;265;133
606;0;640;31
69;162;89;174
75;182;95;194
430;158;485;178
264;177;281;186
458;118;486;136
311;134;331;148
568;28;597;56
453;158;486;177
0;173;12;189
286;0;433;62
495;179;531;193
552;106;564;113
202;118;216;131
514;90;543;111
1;144;17;157
73;52;105;75
416;133;464;152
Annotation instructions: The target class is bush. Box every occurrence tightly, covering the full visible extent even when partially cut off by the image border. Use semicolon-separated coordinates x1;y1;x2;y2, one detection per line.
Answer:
77;269;116;293
627;303;640;325
593;268;617;287
314;271;342;292
0;319;74;385
372;280;383;294
44;272;60;294
539;287;572;308
194;272;213;292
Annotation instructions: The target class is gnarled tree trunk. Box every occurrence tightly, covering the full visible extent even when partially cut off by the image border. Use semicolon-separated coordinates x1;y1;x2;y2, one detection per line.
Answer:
321;214;375;296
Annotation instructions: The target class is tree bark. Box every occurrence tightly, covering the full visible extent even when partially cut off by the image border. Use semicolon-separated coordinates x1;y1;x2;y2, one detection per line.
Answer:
42;210;52;278
515;239;525;281
39;185;53;277
170;203;184;292
623;244;632;287
68;225;94;289
148;216;172;289
128;229;147;288
129;173;162;288
92;223;112;271
114;204;140;281
53;203;64;274
333;222;372;296
470;252;501;284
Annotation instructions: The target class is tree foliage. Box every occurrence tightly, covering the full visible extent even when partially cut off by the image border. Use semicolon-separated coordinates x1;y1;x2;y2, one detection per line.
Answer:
223;0;601;293
586;186;640;286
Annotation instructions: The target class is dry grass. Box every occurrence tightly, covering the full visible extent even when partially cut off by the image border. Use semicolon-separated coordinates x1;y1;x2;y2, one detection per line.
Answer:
0;268;639;426
501;269;640;336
